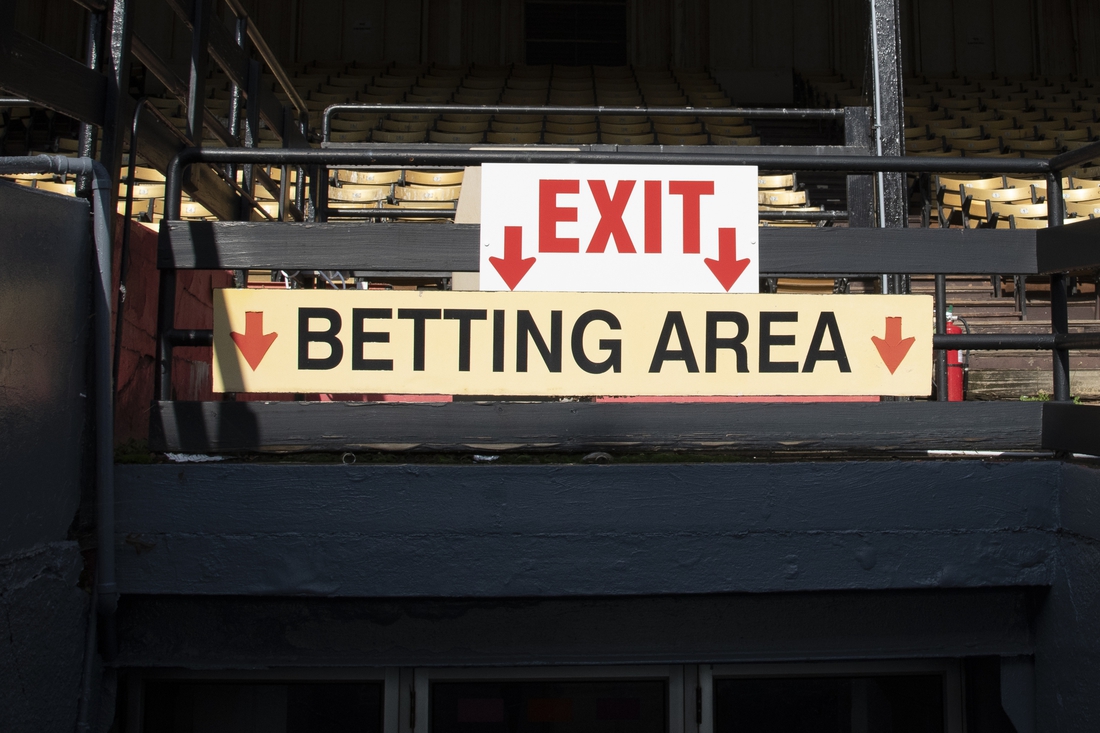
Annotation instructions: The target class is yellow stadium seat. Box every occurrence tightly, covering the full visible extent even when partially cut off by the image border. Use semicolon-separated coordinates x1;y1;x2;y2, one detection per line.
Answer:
486;131;541;144
335;170;402;185
545;121;597;135
599;132;655;145
712;135;762;145
492;120;543;133
328;184;392;203
371;129;427;143
404;170;464;186
543;132;598;144
428;130;484;143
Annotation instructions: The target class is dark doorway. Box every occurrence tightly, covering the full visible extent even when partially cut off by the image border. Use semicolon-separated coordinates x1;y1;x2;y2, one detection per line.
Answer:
143;681;384;732
525;1;627;66
431;678;667;733
714;675;945;733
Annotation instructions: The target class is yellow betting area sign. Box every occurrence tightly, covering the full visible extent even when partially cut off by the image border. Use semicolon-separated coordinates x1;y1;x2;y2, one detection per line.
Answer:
213;290;933;397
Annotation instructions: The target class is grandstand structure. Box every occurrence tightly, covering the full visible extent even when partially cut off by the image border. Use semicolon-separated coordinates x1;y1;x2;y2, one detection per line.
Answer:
4;0;1100;731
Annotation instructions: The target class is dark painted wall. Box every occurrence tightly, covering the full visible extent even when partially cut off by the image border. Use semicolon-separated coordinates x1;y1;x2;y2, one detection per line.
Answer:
113;461;1061;597
113;459;1100;731
118;589;1036;669
1034;463;1100;732
0;182;93;732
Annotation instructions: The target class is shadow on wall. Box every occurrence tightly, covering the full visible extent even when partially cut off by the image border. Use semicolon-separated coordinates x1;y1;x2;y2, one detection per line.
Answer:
113;220;233;444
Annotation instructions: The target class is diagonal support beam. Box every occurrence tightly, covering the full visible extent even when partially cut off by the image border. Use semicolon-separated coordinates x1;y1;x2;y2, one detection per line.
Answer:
0;28;106;125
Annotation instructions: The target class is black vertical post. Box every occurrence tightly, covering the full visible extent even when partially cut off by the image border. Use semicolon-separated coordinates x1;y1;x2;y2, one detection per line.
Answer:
1048;172;1071;402
98;0;133;227
230;16;249;285
76;9;103;197
935;274;948;401
845;106;875;228
869;0;906;226
242;58;261;216
869;0;907;295
186;0;213;145
841;106;873;294
279;106;293;221
158;0;211;402
227;15;247;207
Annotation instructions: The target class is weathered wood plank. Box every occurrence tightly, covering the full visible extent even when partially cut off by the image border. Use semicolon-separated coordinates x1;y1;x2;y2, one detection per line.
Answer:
760;227;1037;275
158;221;1044;274
114;460;1058;597
158;221;481;270
149;400;1044;453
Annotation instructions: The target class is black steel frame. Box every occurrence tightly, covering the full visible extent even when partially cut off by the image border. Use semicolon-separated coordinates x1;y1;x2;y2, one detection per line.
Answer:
154;141;1100;431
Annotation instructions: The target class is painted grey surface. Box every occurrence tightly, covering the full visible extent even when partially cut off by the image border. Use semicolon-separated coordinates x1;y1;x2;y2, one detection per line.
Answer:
115;460;1059;597
0;183;94;732
1032;462;1100;732
149;400;1046;454
0;543;91;732
0;182;92;556
116;588;1035;669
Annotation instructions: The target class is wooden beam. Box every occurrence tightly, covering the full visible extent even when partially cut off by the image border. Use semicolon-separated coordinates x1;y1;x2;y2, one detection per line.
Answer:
149;400;1044;454
116;589;1037;667
158;221;480;270
1036;218;1100;274
0;29;106;125
113;458;1058;597
157;221;1044;275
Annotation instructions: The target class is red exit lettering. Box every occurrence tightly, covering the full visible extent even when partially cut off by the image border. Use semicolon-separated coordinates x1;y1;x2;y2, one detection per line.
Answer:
538;178;716;255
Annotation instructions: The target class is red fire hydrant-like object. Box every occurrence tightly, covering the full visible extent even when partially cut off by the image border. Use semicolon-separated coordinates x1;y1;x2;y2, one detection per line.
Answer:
946;317;965;401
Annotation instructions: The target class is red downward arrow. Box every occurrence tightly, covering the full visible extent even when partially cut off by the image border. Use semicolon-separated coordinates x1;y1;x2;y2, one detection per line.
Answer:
704;228;751;291
230;311;278;371
871;317;915;374
489;226;536;290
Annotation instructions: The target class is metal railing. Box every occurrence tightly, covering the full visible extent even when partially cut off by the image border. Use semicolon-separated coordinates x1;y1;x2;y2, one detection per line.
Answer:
157;139;1100;407
321;103;848;143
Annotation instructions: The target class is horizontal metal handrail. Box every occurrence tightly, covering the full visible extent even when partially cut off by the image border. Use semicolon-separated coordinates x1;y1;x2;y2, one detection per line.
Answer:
323;103;847;142
149;327;1100;354
323;208;851;221
164;145;1056;220
1049;139;1100;174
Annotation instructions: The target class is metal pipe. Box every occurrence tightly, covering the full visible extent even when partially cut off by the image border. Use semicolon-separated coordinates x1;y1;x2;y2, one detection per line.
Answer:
147;330;1100;353
165;146;1052;219
935;274;947;400
322;103;847;141
1049;138;1100;173
113;98;156;405
1048;172;1072;401
867;0;890;236
77;9;102;197
168;328;214;347
326;208;852;221
0;157;116;726
933;333;1100;350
